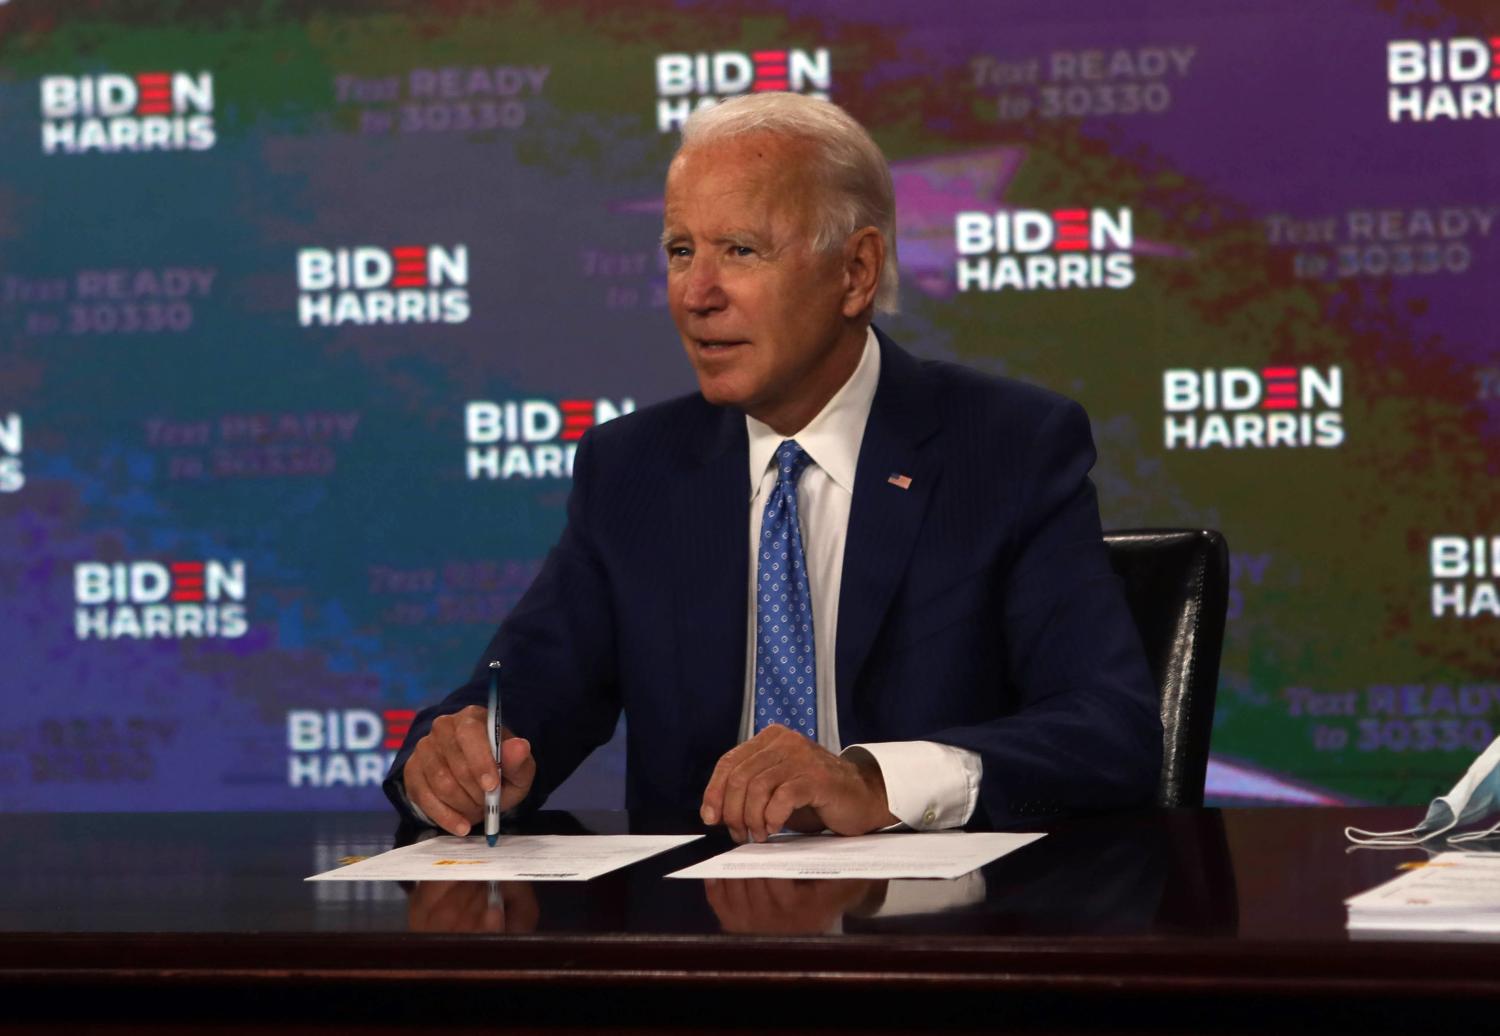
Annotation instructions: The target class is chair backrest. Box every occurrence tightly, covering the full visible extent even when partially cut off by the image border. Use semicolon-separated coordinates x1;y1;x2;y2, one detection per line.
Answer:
1102;529;1229;808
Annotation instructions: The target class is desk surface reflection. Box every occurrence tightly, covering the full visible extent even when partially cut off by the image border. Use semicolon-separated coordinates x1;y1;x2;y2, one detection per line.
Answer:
0;806;1490;1033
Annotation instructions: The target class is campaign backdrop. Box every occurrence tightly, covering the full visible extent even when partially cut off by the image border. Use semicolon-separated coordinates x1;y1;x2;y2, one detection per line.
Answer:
1;0;1497;812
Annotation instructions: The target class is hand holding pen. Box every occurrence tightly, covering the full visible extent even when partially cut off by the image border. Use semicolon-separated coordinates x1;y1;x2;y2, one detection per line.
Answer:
402;663;537;839
484;661;502;846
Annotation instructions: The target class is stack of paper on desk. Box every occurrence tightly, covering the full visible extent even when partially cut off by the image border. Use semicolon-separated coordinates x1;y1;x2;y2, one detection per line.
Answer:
1346;853;1500;934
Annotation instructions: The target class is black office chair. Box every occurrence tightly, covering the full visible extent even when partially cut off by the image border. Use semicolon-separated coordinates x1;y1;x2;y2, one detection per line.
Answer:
1102;529;1229;809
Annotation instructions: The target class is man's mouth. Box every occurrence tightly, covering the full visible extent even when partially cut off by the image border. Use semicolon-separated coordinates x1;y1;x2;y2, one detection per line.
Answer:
696;339;747;351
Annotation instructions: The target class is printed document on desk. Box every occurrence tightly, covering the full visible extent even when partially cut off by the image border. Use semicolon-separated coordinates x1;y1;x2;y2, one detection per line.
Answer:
1346;852;1500;934
667;831;1045;880
307;834;701;882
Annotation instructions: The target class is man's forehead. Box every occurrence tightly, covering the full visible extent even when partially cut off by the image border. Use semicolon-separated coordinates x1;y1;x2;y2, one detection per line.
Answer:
665;135;814;226
680;128;808;161
671;133;814;187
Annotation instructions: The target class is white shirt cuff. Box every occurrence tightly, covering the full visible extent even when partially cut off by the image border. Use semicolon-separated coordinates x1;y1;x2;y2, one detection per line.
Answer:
842;741;982;830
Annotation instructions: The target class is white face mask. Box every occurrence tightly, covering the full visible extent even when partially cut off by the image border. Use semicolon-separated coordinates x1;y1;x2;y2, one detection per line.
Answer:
1346;736;1500;846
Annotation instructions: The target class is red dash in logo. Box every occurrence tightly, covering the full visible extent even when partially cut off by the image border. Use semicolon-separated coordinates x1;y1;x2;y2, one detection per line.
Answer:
1053;209;1091;252
753;49;790;91
1261;366;1300;410
381;709;416;749
390;246;428;288
135;72;172;115
169;560;206;602
559;400;595;441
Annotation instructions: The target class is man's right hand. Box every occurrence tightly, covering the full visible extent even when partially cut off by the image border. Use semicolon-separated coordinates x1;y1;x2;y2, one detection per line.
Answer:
403;705;536;836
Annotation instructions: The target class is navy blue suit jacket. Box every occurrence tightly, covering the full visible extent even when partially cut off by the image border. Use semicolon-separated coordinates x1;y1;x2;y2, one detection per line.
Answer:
386;330;1161;827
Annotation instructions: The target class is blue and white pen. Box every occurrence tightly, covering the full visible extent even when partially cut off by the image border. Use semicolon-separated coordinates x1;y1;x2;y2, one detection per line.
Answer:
485;661;502;847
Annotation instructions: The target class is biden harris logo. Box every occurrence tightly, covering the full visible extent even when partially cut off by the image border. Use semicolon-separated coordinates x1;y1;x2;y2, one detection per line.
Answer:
465;397;636;480
73;560;247;640
1387;38;1500;123
40;72;215;154
1431;536;1500;619
0;413;22;494
655;47;831;132
954;208;1135;292
296;245;470;327
1162;366;1343;450
287;708;414;788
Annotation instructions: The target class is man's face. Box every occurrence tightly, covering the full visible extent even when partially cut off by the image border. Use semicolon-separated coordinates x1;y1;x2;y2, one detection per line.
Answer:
662;133;862;434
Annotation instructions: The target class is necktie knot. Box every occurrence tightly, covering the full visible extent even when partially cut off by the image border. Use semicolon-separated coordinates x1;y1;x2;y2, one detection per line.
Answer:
774;439;812;487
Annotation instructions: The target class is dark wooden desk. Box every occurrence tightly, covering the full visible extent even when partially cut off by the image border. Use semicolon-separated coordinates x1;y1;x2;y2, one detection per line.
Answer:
0;807;1492;1032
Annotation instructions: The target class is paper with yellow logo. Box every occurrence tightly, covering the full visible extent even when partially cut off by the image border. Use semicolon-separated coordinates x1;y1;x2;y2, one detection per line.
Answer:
307;833;701;882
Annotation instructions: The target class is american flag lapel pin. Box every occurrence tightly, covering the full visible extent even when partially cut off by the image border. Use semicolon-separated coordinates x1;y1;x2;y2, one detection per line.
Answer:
887;472;912;490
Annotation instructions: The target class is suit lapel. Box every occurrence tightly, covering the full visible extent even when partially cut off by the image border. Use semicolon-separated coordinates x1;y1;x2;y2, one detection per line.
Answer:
835;331;942;741
673;405;749;769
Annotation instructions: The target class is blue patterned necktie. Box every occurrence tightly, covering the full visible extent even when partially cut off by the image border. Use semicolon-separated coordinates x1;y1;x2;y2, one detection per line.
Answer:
754;439;816;738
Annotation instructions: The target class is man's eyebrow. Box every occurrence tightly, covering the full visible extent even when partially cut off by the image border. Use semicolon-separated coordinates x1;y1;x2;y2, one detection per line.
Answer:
711;228;773;250
659;228;769;249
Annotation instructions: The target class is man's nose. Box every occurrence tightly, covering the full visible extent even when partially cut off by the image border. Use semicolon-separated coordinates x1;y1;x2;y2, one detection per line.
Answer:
680;257;728;315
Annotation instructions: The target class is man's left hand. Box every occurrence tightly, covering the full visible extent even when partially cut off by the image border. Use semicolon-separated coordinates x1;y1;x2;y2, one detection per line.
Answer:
700;725;898;842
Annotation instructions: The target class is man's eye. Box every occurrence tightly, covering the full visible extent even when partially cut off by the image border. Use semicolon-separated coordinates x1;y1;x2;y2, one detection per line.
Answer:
667;246;691;259
732;245;755;257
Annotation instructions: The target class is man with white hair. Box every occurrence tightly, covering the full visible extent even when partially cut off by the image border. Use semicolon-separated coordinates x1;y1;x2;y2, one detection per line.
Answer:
387;93;1160;842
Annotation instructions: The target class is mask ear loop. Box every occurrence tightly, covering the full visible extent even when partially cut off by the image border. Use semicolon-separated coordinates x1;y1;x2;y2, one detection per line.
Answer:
1346;804;1458;846
1448;817;1500;844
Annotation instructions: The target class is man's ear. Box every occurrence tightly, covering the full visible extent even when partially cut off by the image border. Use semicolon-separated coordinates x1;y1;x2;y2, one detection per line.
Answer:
841;227;884;318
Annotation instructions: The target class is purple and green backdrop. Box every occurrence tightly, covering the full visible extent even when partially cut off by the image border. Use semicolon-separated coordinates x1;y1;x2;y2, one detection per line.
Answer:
2;0;1497;812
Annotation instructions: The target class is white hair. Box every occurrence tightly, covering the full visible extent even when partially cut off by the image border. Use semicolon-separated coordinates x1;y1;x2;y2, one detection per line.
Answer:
677;93;900;315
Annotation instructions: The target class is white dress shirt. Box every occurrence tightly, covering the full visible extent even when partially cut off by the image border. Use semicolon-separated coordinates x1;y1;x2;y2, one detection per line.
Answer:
740;327;981;830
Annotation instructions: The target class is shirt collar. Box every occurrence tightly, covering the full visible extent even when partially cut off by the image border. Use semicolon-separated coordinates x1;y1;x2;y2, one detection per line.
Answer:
747;326;880;497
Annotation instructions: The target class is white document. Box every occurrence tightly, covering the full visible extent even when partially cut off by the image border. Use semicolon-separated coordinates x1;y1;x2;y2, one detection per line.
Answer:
1345;852;1500;933
306;834;702;883
667;831;1045;880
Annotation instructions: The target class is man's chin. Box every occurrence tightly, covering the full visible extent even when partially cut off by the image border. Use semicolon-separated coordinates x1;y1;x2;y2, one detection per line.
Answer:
696;383;747;410
693;373;755;412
